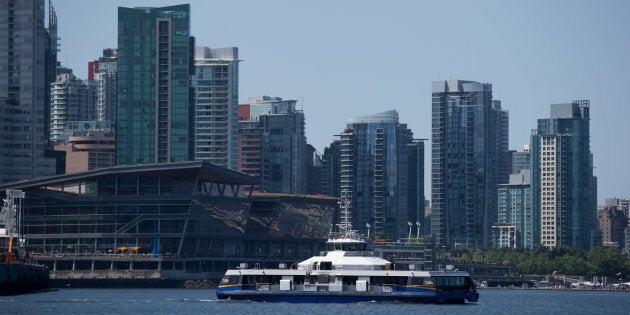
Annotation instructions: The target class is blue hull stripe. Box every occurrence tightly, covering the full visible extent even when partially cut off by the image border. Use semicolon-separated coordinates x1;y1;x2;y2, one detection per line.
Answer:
217;290;479;304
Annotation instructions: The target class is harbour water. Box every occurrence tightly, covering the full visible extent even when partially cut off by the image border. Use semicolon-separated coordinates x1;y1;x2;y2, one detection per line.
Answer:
1;288;628;314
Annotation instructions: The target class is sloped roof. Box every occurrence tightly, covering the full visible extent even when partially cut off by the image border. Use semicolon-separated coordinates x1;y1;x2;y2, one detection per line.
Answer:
0;161;258;191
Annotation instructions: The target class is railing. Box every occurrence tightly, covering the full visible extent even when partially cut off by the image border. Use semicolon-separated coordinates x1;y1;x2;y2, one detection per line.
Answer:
30;252;163;259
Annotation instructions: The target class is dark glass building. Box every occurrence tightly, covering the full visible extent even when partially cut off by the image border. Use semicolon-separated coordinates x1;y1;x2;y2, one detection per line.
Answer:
321;140;341;197
431;80;508;249
44;0;59;141
238;97;308;194
116;4;194;165
339;110;420;240
492;100;510;185
0;0;57;183
407;139;426;234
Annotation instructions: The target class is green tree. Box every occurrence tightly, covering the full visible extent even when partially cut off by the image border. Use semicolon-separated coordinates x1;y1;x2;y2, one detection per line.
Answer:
554;254;588;276
587;247;629;277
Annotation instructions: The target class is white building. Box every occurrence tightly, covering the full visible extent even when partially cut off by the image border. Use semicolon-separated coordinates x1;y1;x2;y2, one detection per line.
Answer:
50;73;96;141
192;47;240;169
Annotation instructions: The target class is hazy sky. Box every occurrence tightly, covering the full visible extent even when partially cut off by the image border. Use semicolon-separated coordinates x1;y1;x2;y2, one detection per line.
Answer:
50;0;630;205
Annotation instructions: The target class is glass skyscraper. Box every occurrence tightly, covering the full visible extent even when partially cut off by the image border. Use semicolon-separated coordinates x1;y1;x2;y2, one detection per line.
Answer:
236;97;308;194
510;145;531;175
116;4;194;165
0;0;57;183
44;0;59;141
321;140;341;198
340;110;419;240
431;80;508;249
256;98;306;194
493;100;510;185
407;139;426;235
496;171;533;249
531;100;596;249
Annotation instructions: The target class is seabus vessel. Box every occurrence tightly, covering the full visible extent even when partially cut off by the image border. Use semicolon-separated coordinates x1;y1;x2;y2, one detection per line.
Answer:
217;194;478;303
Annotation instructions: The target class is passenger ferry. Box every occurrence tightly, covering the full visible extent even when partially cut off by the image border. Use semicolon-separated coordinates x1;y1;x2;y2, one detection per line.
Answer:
217;196;478;304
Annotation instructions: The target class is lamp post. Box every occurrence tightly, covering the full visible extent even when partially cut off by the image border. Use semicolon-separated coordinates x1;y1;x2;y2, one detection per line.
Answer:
366;223;371;239
407;221;413;241
415;221;421;242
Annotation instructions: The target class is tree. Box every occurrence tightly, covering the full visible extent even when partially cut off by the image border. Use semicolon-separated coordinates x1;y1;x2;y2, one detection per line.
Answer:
587;247;630;277
554;254;588;276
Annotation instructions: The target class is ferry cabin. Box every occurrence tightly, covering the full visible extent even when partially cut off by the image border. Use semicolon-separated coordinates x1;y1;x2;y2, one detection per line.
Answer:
219;268;476;299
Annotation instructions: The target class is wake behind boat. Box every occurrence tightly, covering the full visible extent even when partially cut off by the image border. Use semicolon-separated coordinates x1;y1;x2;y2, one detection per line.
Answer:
217;194;478;304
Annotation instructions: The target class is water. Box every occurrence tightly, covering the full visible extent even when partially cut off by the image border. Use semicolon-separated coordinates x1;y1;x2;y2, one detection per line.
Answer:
0;288;628;315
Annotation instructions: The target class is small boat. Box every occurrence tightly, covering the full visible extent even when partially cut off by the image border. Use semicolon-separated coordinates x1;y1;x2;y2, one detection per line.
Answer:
0;190;50;295
217;195;478;304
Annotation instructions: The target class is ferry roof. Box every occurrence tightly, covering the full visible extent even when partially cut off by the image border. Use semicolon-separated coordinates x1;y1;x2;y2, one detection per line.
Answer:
224;268;471;278
327;237;365;244
297;251;390;268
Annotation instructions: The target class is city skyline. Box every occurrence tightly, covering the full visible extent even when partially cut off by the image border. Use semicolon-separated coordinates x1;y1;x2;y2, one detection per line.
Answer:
48;0;630;205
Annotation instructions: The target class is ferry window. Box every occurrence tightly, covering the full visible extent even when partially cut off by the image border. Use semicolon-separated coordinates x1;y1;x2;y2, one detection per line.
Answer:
409;277;424;286
371;276;385;285
221;275;240;285
383;277;406;286
319;261;333;270
432;276;468;289
229;275;240;284
317;274;330;283
342;276;358;285
306;275;318;284
248;275;281;284
396;277;407;286
245;275;269;283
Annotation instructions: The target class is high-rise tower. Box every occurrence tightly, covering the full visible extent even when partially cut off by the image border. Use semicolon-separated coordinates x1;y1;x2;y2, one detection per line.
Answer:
253;97;307;194
339;110;419;240
193;47;239;169
531;100;596;249
0;0;57;183
431;80;508;248
44;0;59;141
116;4;194;165
92;48;117;124
493;100;510;184
50;72;97;141
496;170;533;249
236;97;309;194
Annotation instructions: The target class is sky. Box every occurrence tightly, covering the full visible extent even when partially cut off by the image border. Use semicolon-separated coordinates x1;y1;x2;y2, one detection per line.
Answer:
49;0;630;205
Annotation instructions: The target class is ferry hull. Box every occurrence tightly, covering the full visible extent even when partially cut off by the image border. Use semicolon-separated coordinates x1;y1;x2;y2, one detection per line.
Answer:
217;290;478;304
0;262;50;295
